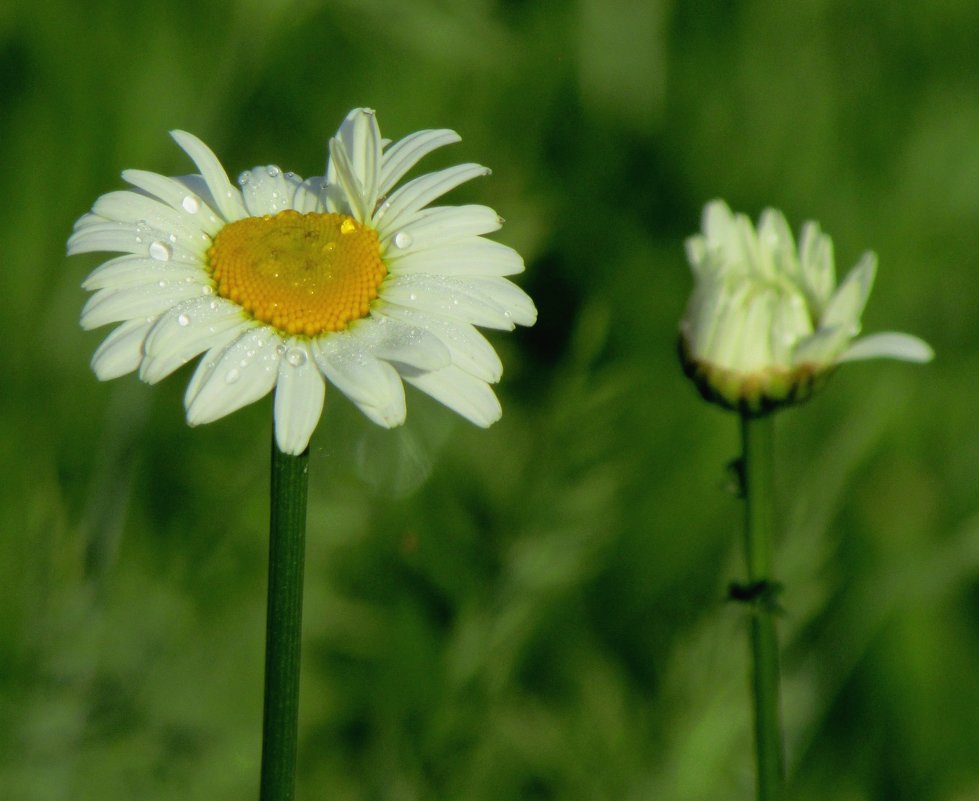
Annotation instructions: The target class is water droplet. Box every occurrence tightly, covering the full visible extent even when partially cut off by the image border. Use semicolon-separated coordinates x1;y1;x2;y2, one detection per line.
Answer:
149;240;172;261
225;367;241;384
238;171;251;185
181;195;200;214
394;231;413;249
503;310;512;319
177;313;191;327
340;219;357;235
201;285;214;296
208;300;219;310
275;344;286;356
286;348;307;367
322;242;336;254
168;233;177;243
408;292;418;302
267;165;281;177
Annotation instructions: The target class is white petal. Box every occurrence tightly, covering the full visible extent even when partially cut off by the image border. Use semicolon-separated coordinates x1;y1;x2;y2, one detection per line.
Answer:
462;276;537;326
140;298;248;384
92;190;207;250
68;221;201;265
328;108;382;215
81;282;207;330
68;221;147;257
379;128;460;198
185;327;281;425
292;177;326;213
837;332;934;364
240;166;304;216
122;169;223;236
381;205;502;253
82;255;203;291
376;164;491;233
348;316;451;372
328;137;371;222
821;252;877;333
273;340;326;454
387;237;523;277
170;130;247;222
311;334;406;427
90;318;152;380
402;364;502;427
379;305;503;382
381;274;516;330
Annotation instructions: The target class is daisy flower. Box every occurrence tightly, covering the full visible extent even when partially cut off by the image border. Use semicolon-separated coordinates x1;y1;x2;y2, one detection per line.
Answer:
679;199;933;414
71;108;536;454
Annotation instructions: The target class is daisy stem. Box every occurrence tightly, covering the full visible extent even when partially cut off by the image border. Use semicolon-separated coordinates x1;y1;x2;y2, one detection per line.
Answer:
260;438;309;801
739;413;784;801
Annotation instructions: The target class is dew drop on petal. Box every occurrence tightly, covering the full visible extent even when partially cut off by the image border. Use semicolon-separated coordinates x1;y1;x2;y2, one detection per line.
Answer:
393;231;413;249
181;195;200;214
177;313;191;327
201;285;214;296
340;219;357;235
149;240;172;261
225;367;241;384
238;171;251;185
267;165;281;177
286;348;307;367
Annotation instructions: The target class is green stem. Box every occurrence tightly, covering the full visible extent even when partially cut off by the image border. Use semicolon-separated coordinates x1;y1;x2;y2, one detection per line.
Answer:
740;413;784;801
260;437;309;801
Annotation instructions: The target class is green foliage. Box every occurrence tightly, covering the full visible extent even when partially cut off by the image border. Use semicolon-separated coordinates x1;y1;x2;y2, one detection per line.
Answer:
2;0;978;798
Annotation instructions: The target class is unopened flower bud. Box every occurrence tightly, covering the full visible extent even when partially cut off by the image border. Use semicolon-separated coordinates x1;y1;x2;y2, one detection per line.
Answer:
680;200;933;414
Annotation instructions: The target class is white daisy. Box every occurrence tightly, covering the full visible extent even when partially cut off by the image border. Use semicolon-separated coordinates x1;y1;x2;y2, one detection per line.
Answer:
680;199;933;414
71;108;537;454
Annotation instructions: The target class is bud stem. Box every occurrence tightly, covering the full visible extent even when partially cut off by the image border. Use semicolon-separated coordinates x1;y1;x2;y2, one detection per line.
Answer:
740;413;785;800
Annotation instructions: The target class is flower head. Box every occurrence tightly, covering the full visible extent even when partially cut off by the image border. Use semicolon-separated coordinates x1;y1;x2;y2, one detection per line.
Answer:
679;199;933;414
71;109;536;453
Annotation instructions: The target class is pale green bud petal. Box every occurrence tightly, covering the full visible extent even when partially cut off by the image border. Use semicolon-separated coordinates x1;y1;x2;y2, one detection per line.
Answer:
792;325;851;367
799;222;836;313
838;332;935;364
821;251;877;333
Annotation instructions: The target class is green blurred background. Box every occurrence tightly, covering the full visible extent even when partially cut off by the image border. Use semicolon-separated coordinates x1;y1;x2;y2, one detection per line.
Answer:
2;1;978;799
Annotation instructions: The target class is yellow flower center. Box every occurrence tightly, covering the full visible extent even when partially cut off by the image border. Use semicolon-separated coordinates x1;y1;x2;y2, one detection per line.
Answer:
207;209;387;336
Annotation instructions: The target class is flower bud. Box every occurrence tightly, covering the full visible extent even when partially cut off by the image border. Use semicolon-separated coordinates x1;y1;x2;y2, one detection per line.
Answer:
679;200;933;414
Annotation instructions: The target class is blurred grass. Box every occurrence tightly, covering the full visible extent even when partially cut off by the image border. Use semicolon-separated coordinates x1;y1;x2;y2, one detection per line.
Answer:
3;1;979;799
